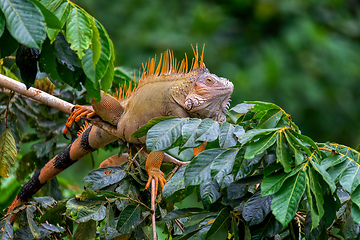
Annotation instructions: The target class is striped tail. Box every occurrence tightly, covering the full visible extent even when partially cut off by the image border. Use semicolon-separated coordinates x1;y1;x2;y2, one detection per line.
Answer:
7;124;117;223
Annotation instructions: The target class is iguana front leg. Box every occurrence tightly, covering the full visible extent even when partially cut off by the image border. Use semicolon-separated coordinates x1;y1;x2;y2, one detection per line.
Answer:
144;151;167;194
63;91;124;135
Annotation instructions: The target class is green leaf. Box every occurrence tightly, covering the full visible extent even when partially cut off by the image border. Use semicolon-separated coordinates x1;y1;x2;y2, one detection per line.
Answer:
117;205;141;234
66;198;106;222
162;208;208;222
28;0;61;29
243;191;273;226
26;206;41;238
305;168;325;229
84;78;101;101
73;220;97;240
219;122;238;148
0;0;46;48
83;166;126;190
311;160;336;193
261;167;301;197
131;116;179;139
0;28;19;58
0;127;17;177
339;161;360;193
236;128;279;145
205;208;231;239
285;129;312;156
351;203;360;225
284;131;304;165
210;148;239;183
195;118;219;142
245;131;278;159
146;118;188;151
100;57;114;92
66;7;92;59
200;178;221;206
0;217;14;240
230;103;254;114
0;10;5;37
257;109;283;129
81;48;95;82
227;181;248;199
276;131;292;172
271;170;306;226
162;166;192;202
95;20;113;81
39;39;62;81
181;118;202;149
184;149;226;186
246;101;281;112
47;2;72;42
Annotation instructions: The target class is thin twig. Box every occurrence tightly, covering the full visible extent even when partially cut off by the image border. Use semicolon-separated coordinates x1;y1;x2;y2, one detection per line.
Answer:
174;219;184;232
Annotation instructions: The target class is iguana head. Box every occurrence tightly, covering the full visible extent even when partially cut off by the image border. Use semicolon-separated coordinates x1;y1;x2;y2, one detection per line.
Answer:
172;67;233;122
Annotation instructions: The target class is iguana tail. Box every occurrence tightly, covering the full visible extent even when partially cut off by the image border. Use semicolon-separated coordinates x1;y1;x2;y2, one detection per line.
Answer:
7;124;117;224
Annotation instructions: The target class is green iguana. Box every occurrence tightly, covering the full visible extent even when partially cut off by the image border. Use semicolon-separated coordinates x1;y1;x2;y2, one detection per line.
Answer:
7;46;234;223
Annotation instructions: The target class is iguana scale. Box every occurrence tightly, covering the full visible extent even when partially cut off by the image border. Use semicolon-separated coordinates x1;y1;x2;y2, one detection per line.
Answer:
7;46;234;223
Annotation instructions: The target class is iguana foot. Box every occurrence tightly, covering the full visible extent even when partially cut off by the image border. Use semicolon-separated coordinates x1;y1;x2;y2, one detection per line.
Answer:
145;151;167;194
63;105;98;136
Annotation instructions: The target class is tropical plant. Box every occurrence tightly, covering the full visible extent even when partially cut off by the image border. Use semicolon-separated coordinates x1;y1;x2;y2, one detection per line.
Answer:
1;0;360;239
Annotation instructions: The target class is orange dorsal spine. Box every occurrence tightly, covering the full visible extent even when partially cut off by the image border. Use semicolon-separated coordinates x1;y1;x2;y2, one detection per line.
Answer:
113;44;206;101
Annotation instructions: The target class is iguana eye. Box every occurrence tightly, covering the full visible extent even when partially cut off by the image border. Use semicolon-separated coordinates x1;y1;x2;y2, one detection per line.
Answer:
206;77;214;85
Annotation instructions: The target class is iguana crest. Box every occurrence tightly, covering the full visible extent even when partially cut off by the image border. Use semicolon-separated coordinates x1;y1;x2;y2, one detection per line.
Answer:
113;45;207;101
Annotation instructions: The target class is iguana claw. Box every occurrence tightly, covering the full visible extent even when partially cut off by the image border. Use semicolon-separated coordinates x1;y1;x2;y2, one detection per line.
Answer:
63;105;98;136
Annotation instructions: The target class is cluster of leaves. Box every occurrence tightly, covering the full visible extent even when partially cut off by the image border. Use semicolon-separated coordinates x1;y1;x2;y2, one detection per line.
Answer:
0;0;115;100
2;101;360;239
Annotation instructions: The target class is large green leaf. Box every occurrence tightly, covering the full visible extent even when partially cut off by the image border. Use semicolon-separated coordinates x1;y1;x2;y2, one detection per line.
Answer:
117;205;141;235
66;198;106;222
0;127;17;177
162;166;192;203
257;109;283;129
236;128;280;145
311;160;336;193
0;0;46;48
65;7;92;59
47;1;72;42
131;116;179;139
339;161;360;193
305;168;324;229
261;167;301;197
29;0;61;29
73;220;97;240
276;131;292;172
146;118;188;151
95;19;112;80
200;178;221;206
210;148;239;183
205;208;231;239
245;131;278;159
0;10;5;37
195;118;219;142
243;191;273;226
0;217;14;240
83;166;126;190
271;170;306;226
26;206;40;238
184;149;226;186
181;118;202;149
81;48;95;82
246;101;281;112
219;122;238;148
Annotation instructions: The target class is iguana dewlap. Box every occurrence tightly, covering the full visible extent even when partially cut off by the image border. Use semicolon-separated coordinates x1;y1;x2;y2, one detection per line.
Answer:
7;47;233;223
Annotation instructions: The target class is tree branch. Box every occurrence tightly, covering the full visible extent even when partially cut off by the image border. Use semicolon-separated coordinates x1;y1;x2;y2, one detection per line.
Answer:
0;74;74;114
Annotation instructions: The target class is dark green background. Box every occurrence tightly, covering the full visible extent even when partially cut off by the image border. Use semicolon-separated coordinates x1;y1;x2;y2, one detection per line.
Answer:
74;0;360;147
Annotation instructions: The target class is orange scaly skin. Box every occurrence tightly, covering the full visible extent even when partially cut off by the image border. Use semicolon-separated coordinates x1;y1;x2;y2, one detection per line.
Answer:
7;46;233;224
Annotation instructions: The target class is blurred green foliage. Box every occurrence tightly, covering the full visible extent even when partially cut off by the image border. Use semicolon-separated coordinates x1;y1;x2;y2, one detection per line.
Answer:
75;0;360;147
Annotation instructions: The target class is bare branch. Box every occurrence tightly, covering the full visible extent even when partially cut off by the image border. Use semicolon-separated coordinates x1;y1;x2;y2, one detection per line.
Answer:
0;74;74;114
